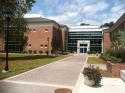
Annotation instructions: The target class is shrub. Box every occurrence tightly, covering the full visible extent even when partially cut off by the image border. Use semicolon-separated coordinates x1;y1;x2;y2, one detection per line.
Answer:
82;65;102;86
28;50;32;54
110;56;122;63
33;50;37;54
101;48;125;63
39;50;43;54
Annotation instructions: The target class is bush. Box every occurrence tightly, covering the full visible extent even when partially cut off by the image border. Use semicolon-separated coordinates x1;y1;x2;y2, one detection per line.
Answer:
82;65;102;86
101;48;125;63
28;50;32;54
39;50;43;54
33;50;37;54
110;56;122;63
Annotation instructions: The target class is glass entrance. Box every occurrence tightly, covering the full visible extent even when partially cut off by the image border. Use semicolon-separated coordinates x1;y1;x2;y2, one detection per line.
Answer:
80;48;87;53
77;40;90;54
83;48;87;53
80;48;84;53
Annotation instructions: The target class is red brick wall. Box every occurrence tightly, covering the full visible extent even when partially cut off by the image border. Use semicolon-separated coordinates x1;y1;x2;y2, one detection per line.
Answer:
103;31;111;51
25;23;64;54
25;25;53;54
107;62;125;77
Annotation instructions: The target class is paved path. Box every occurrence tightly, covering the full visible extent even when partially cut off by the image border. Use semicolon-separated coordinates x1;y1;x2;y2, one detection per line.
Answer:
0;54;86;93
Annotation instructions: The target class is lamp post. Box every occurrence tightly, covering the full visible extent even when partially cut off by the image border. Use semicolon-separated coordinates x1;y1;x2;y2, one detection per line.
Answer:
47;37;50;55
4;17;10;71
2;7;12;72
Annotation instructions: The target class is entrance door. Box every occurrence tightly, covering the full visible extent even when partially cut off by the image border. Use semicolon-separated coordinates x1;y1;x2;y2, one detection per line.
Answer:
80;48;84;53
83;48;87;53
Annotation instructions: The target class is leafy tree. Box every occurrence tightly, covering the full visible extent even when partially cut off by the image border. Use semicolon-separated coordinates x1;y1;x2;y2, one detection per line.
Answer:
100;22;114;28
80;23;90;26
0;0;36;52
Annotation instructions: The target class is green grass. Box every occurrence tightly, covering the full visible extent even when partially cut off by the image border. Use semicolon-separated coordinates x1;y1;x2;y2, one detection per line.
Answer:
87;57;106;64
0;54;67;80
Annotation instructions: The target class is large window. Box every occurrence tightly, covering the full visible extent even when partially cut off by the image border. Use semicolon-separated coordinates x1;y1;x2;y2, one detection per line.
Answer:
68;31;102;53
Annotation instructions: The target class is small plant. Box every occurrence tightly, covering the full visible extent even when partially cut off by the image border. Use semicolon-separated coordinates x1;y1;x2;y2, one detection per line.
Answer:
28;50;32;54
39;50;43;54
82;65;102;87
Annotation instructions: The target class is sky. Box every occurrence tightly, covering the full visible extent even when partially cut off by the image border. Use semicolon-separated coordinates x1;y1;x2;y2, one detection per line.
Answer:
24;0;125;26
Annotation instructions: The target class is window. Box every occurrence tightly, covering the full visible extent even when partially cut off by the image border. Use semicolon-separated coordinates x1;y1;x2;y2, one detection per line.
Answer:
45;45;47;48
33;29;36;31
29;44;31;46
41;44;43;48
45;29;48;32
45;29;48;31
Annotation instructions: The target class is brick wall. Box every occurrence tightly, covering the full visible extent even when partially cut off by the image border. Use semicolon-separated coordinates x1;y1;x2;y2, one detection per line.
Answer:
106;61;125;77
25;24;53;54
25;23;64;54
103;31;111;51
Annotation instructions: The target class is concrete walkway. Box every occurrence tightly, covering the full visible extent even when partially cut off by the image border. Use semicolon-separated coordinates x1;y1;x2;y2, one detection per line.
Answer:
0;54;86;93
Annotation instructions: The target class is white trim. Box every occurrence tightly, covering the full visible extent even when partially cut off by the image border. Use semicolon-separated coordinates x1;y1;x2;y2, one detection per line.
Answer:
77;40;90;54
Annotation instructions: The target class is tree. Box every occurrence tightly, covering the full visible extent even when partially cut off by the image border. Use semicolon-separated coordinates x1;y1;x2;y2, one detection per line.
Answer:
100;22;114;28
0;0;35;71
80;23;90;26
0;0;36;52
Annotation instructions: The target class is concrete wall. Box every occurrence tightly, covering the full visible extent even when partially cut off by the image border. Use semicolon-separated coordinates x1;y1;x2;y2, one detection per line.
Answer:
120;70;125;82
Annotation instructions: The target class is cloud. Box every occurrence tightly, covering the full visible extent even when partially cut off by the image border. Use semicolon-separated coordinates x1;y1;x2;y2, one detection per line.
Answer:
28;0;125;26
111;4;125;13
81;1;109;15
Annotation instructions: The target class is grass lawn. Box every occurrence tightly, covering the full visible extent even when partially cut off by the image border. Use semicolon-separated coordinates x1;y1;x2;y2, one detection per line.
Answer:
0;54;67;80
87;57;106;64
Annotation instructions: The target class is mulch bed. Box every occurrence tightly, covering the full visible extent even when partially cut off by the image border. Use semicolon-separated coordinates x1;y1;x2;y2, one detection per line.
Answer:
103;61;125;78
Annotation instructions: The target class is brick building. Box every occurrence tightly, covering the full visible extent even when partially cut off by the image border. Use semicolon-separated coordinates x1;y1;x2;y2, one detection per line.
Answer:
103;13;125;52
109;13;125;49
103;28;111;51
60;25;69;52
25;17;67;54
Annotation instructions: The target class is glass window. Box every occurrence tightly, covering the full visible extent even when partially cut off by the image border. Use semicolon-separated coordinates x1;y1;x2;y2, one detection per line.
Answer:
29;44;31;46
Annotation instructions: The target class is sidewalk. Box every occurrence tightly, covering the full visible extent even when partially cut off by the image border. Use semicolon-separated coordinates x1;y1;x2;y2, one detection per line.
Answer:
0;54;86;93
73;73;125;93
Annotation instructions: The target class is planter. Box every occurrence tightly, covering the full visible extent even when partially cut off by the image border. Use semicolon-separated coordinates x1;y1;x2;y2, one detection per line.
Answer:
84;76;95;87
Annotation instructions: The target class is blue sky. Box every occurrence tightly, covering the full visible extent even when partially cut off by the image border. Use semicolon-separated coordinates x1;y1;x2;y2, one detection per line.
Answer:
25;0;125;26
